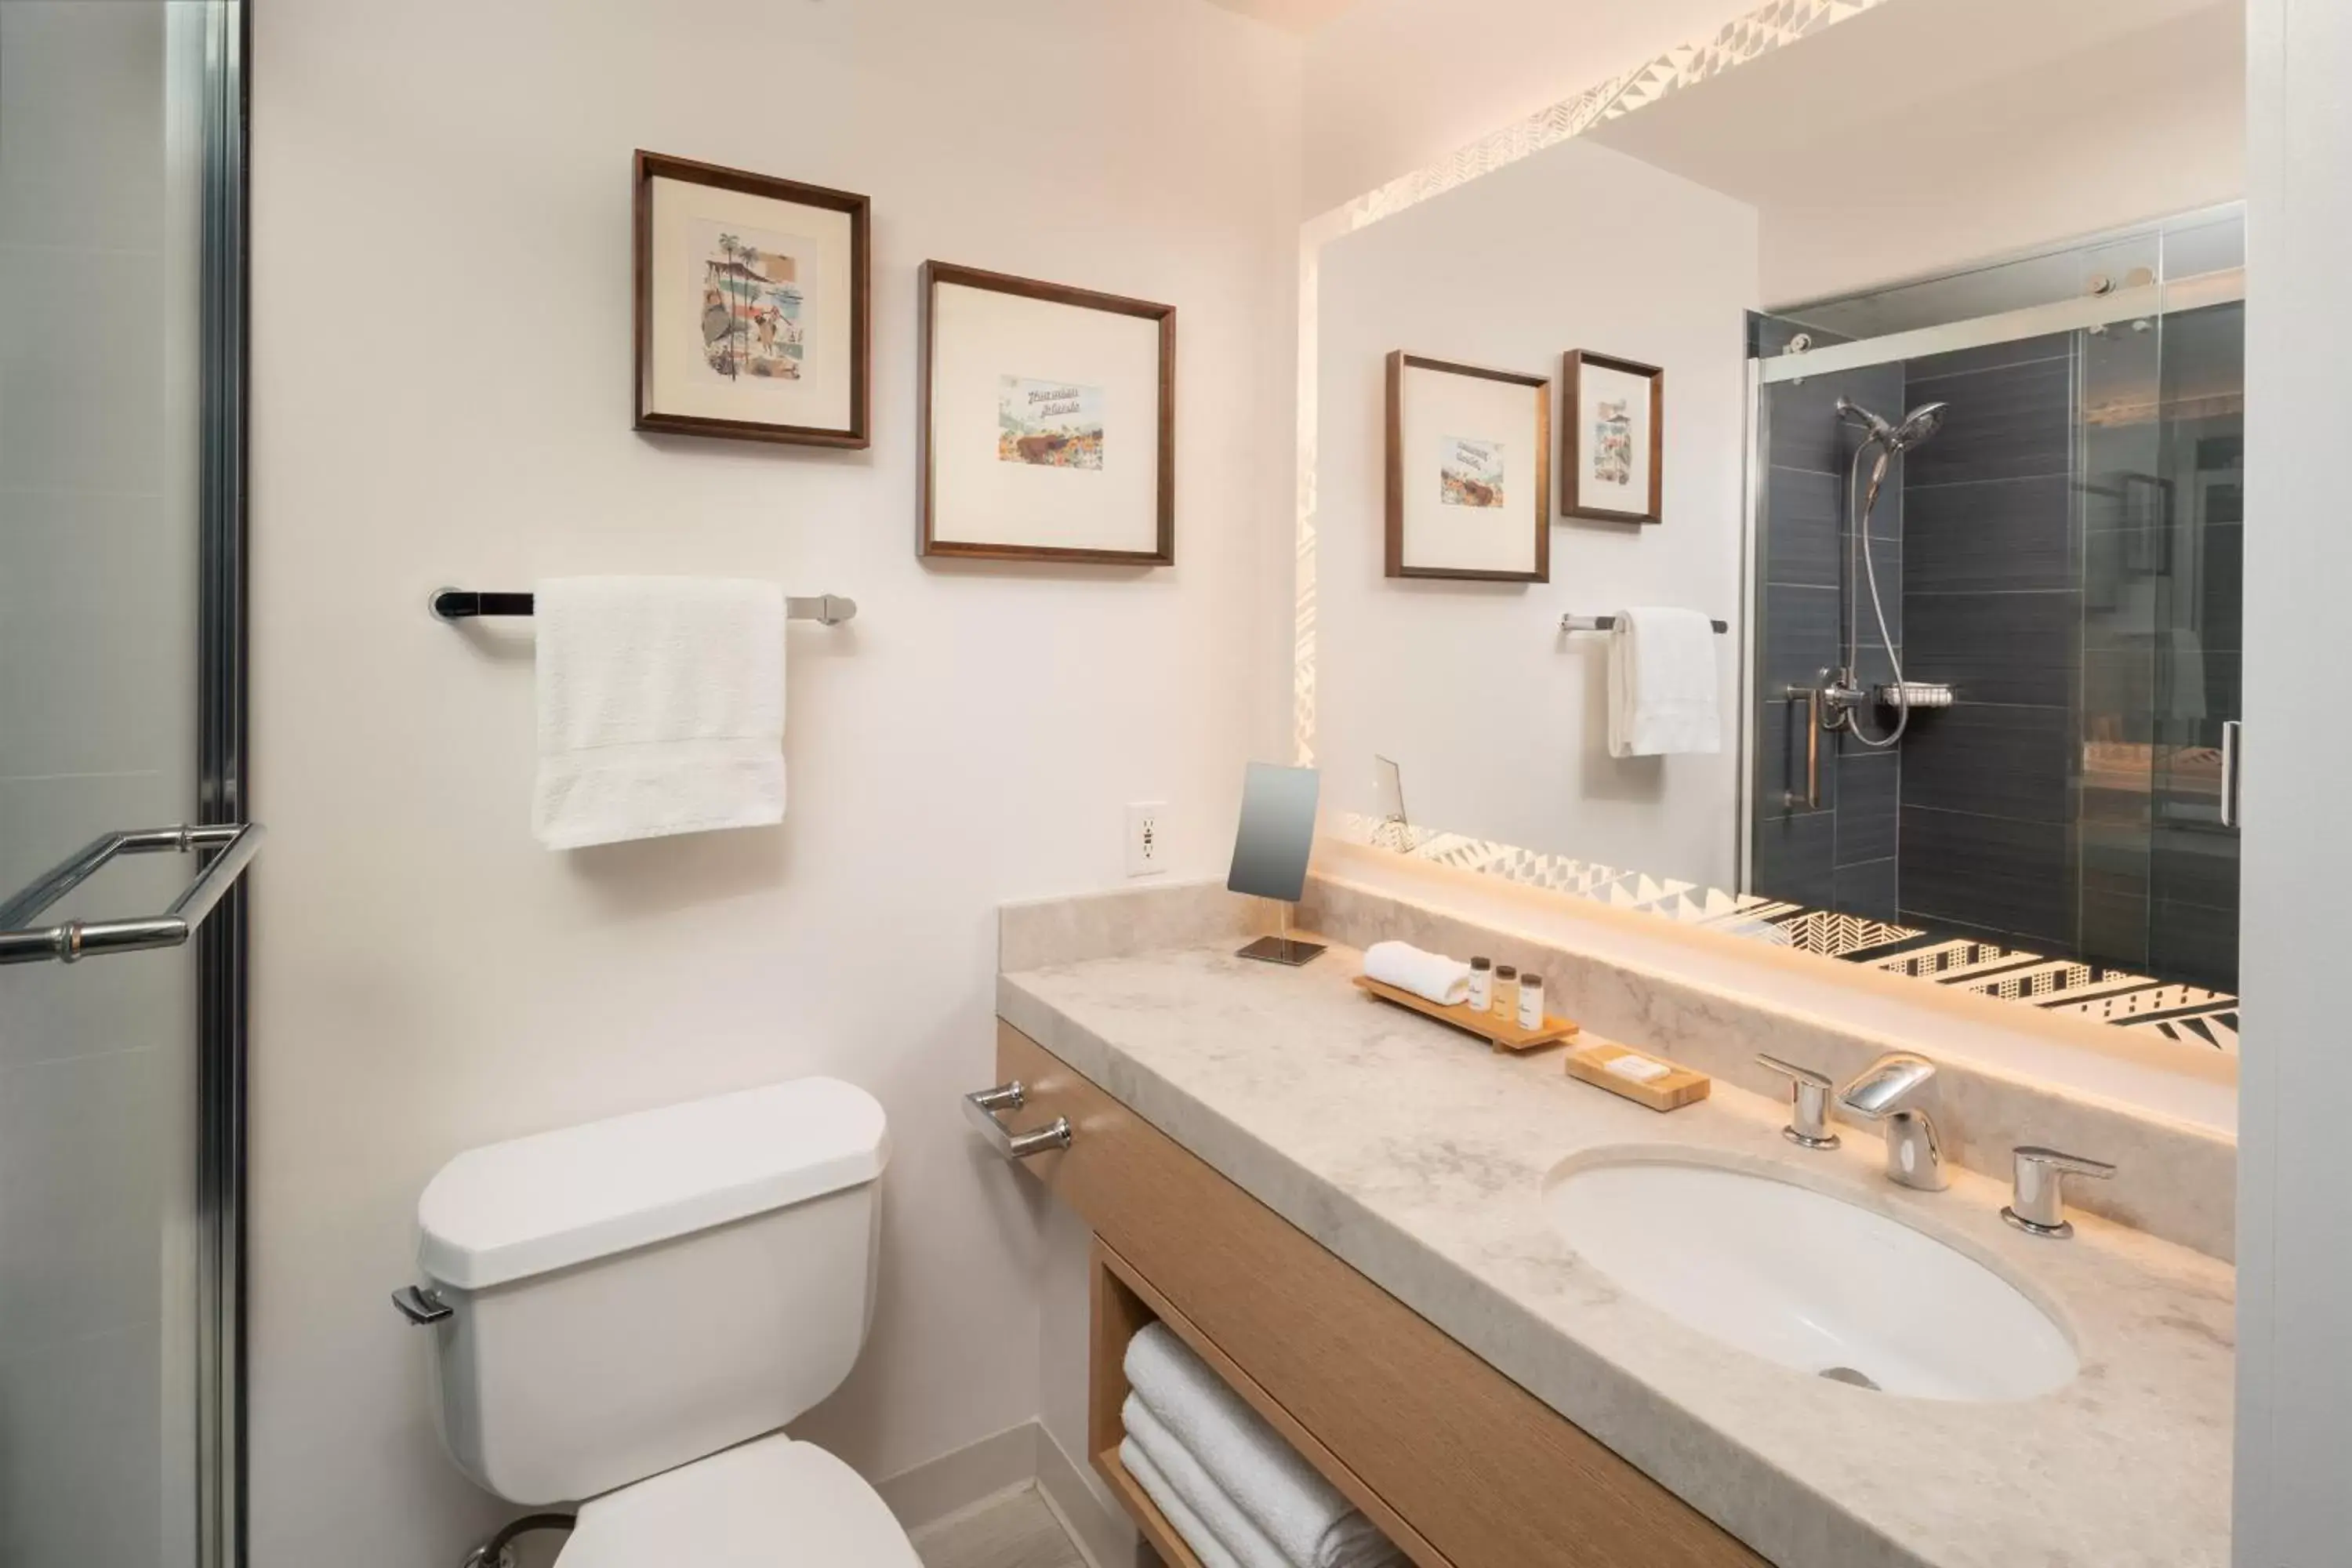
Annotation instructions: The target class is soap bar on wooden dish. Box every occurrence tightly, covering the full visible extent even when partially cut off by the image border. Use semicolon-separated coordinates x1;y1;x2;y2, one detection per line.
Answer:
1563;1041;1710;1112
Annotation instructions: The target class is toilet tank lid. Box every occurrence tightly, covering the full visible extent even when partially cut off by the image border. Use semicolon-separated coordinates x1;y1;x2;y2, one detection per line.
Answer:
416;1077;889;1290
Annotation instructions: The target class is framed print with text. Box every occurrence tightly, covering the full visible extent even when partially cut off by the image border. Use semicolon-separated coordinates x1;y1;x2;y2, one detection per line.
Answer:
918;261;1175;564
1385;350;1551;581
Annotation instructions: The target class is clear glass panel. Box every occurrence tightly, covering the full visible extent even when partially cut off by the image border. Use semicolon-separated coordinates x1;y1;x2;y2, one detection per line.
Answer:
2075;233;2169;974
0;4;212;1563
1749;219;2242;990
2145;300;2244;989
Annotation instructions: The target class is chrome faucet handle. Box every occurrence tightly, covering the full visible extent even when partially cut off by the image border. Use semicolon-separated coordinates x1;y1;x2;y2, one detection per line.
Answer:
2002;1145;2115;1238
1755;1054;1839;1149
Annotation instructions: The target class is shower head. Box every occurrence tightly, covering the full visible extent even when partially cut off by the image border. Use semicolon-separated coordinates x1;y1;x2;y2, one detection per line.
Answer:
1836;396;1947;452
1890;401;1948;451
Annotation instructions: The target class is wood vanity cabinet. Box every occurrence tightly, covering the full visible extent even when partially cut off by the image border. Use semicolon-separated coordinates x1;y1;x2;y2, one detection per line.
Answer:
995;1020;1766;1568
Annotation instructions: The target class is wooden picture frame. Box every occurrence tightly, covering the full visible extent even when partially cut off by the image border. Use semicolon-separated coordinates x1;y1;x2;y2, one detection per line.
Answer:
1560;350;1664;524
632;151;871;448
918;260;1176;565
1384;351;1551;582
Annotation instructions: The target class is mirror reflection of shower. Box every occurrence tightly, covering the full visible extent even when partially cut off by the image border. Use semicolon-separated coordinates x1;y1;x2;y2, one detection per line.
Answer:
1818;396;1949;749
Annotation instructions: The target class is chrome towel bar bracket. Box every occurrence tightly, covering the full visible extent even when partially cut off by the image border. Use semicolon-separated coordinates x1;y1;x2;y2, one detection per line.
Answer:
0;822;264;966
962;1081;1073;1160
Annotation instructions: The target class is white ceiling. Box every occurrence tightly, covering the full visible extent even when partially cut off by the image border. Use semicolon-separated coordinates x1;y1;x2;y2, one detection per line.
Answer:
1585;0;2241;207
1200;0;1363;35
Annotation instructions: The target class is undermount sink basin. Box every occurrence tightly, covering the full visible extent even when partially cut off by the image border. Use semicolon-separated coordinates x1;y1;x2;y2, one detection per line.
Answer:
1547;1157;2075;1402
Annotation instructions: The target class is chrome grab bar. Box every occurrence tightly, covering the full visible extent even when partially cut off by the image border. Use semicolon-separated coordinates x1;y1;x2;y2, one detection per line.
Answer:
1782;673;1827;811
962;1080;1073;1160
0;822;264;965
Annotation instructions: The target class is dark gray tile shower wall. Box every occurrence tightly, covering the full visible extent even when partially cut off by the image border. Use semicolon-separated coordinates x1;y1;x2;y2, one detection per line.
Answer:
1897;332;2078;949
1753;350;1905;920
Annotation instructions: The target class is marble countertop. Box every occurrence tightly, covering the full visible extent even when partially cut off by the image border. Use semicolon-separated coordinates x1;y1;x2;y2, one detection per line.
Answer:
998;940;2234;1568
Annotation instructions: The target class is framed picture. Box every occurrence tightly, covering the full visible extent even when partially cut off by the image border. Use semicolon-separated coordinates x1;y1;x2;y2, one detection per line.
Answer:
1561;350;1663;524
1384;351;1550;582
633;151;870;448
918;261;1175;564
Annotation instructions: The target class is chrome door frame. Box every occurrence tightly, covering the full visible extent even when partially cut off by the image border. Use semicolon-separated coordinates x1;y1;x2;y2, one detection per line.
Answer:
194;2;250;1563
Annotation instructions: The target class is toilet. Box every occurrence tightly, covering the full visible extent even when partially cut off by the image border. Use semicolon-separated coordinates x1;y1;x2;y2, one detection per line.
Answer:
403;1076;919;1566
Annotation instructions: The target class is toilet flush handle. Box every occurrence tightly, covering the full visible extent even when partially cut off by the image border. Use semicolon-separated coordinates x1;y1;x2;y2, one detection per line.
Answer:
963;1081;1073;1160
390;1283;454;1326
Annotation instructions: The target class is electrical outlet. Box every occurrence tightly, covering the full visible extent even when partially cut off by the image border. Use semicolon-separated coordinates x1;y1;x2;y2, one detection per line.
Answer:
1125;801;1168;878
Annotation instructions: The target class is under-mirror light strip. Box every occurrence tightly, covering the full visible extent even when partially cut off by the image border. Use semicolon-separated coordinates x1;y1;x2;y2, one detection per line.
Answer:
1292;0;1893;766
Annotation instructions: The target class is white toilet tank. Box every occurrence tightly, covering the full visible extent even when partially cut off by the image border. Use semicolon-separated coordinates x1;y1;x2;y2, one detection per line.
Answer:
409;1078;889;1505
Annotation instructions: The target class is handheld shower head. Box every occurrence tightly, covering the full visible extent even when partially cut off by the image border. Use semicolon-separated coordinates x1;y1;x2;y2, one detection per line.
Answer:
1890;401;1947;451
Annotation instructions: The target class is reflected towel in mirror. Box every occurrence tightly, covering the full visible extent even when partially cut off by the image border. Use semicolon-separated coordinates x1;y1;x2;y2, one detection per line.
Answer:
1606;606;1722;757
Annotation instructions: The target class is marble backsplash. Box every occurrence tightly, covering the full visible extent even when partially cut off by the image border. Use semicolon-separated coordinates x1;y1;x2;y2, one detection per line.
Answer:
999;879;1276;974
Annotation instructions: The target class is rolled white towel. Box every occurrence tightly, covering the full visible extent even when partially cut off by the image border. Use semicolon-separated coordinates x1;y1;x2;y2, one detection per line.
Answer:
1362;940;1472;1007
1121;1436;1246;1568
1125;1323;1405;1568
1123;1395;1289;1568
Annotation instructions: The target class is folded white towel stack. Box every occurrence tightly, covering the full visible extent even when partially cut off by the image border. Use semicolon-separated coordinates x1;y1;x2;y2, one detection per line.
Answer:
1122;1322;1405;1568
1121;1438;1246;1568
1606;605;1722;759
1123;1396;1289;1568
532;576;786;850
1361;939;1472;1006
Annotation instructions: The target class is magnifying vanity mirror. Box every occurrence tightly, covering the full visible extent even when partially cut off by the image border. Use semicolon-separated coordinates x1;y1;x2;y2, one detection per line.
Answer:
1301;0;2244;1052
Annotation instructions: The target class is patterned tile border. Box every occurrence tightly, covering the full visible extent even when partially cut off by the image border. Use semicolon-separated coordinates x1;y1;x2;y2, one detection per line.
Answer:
1296;0;2241;1051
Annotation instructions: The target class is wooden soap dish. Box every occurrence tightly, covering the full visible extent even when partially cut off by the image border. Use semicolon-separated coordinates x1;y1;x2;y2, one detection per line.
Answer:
1562;1040;1711;1112
1352;975;1581;1054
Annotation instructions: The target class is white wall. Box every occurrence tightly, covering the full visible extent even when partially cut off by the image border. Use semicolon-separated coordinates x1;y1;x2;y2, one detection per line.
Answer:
1754;2;2246;304
1314;137;1758;889
245;1;1298;1562
1298;0;1748;217
2234;0;2347;1558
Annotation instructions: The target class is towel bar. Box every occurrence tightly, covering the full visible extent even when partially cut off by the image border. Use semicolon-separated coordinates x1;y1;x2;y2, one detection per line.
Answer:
430;587;857;626
1560;613;1729;633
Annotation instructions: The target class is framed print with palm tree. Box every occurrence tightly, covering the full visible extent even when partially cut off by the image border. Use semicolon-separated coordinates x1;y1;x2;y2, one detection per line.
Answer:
633;151;871;448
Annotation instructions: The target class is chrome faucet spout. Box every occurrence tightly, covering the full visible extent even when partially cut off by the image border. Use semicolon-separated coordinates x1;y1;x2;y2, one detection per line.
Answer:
1836;1052;1950;1192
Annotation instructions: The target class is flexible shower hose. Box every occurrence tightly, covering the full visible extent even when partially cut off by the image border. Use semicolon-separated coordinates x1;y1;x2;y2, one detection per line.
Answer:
1841;438;1911;750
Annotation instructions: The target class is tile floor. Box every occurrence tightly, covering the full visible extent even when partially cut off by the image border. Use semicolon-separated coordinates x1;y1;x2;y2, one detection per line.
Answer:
909;1483;1088;1568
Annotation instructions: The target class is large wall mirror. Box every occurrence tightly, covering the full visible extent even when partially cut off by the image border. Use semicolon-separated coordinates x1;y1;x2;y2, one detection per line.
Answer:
1301;0;2244;1052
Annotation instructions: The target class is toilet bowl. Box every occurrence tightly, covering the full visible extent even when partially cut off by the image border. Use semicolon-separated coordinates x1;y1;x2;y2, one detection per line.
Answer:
557;1433;918;1566
401;1077;914;1564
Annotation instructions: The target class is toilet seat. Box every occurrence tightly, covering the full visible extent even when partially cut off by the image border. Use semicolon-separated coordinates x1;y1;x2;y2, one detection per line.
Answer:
556;1435;920;1567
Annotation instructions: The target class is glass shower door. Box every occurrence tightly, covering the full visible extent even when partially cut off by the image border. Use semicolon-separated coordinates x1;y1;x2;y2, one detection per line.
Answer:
0;4;248;1565
2145;301;2245;989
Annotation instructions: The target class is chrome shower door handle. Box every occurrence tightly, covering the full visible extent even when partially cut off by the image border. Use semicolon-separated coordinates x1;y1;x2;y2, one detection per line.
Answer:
2220;720;2242;829
0;822;265;965
962;1081;1073;1160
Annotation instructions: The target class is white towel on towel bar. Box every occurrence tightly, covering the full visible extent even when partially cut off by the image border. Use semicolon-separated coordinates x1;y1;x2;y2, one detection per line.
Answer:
1606;605;1722;758
1120;1437;1246;1568
1362;939;1472;1006
1124;1323;1405;1568
1123;1395;1290;1568
532;576;786;850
